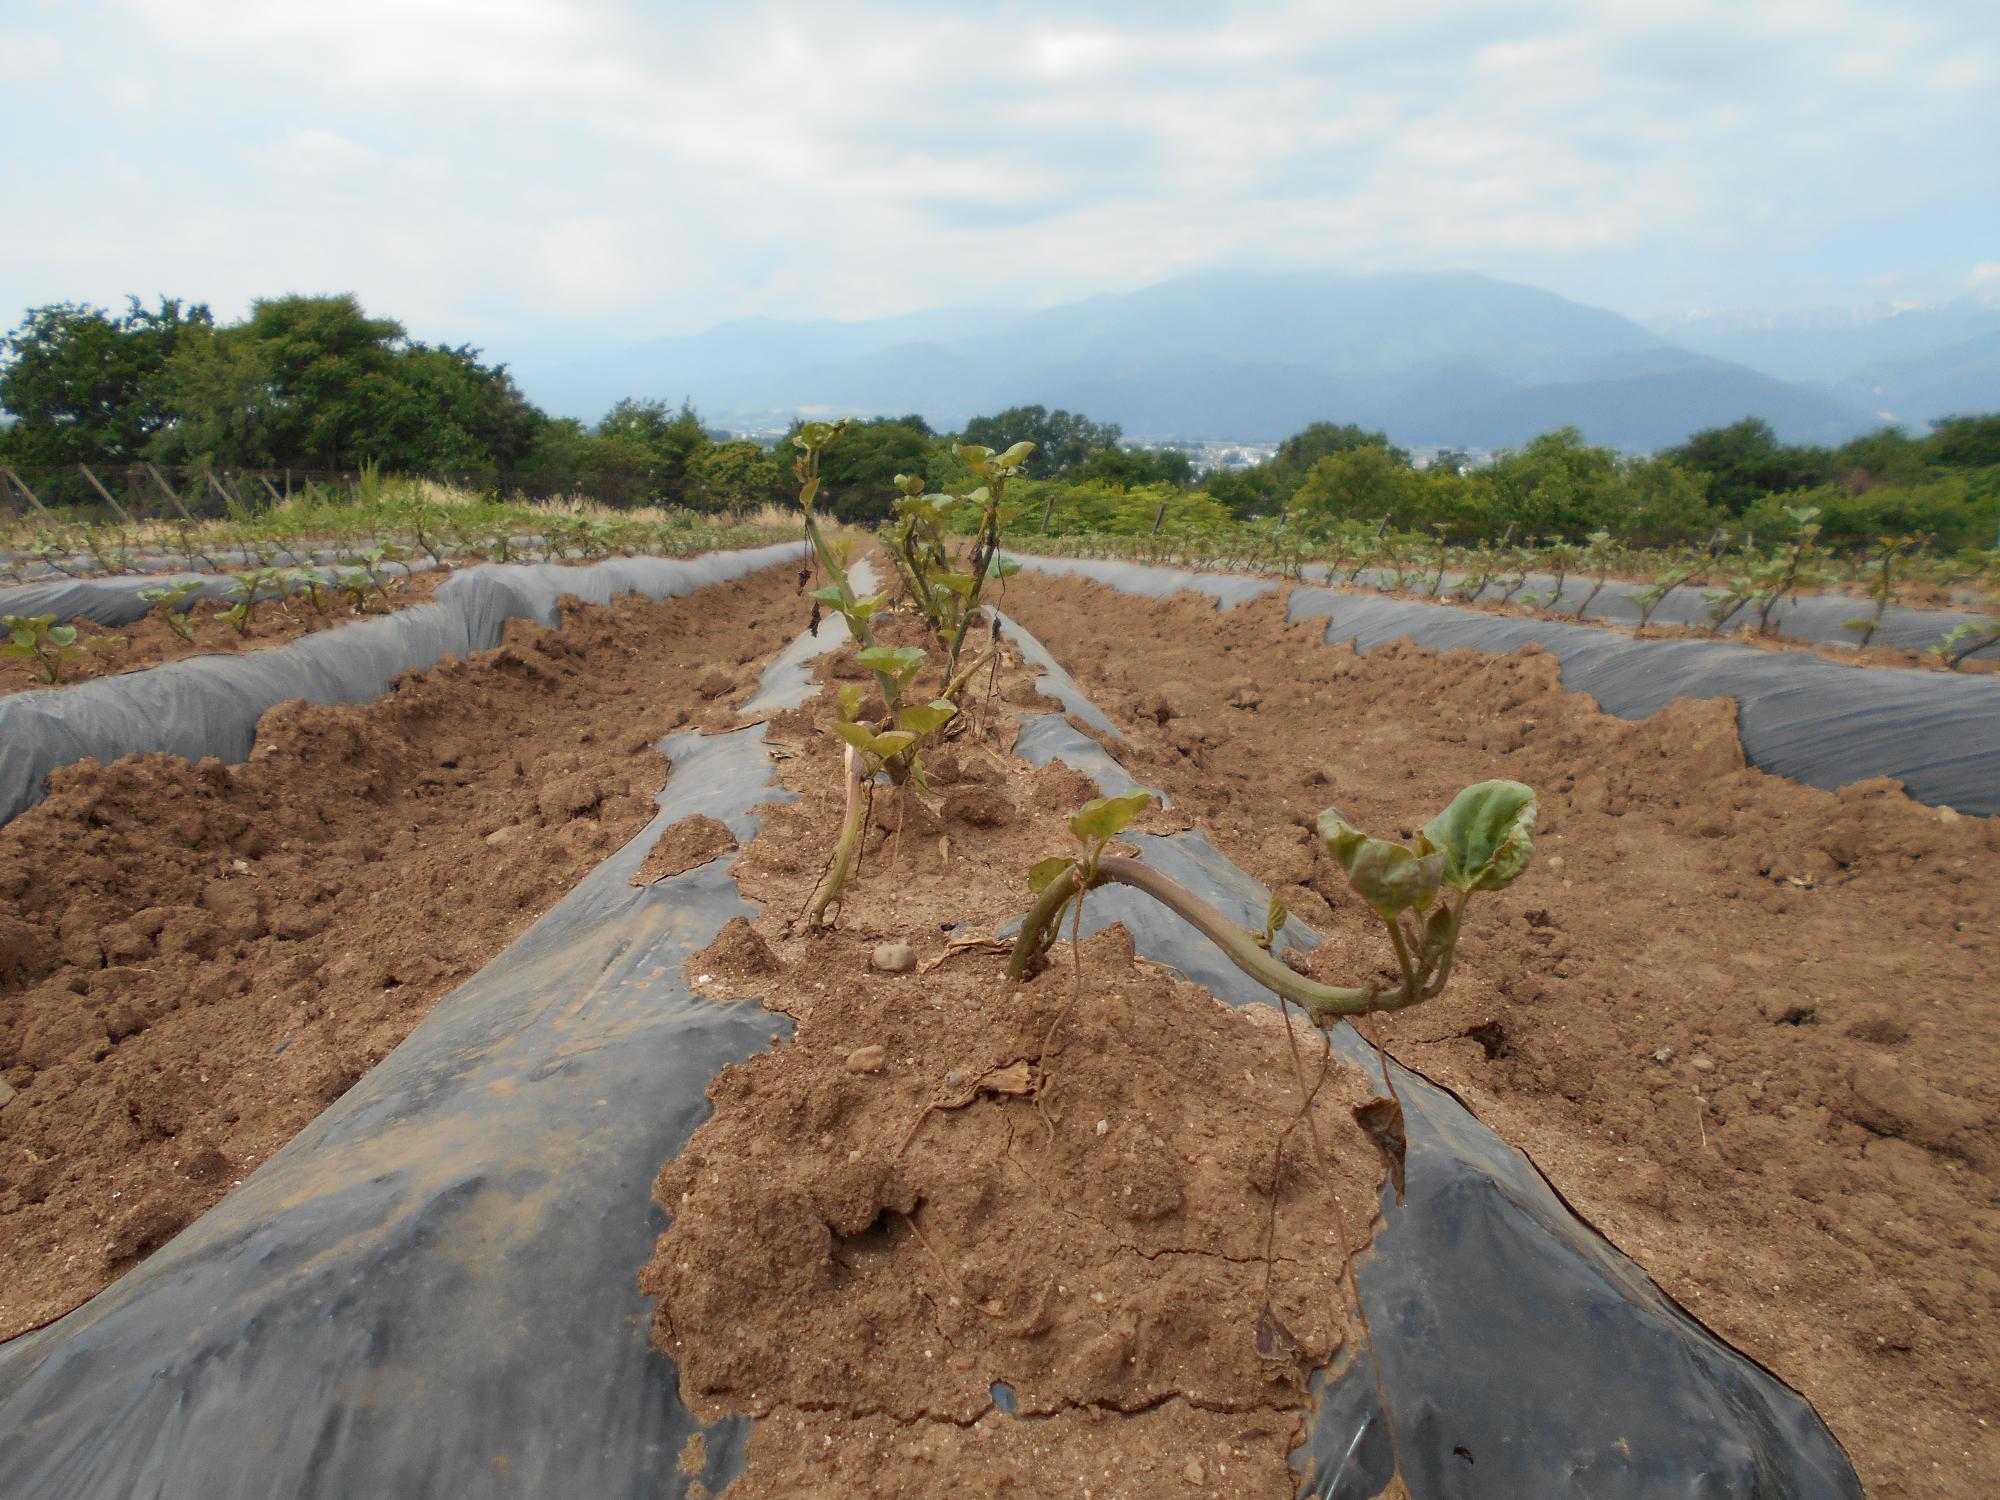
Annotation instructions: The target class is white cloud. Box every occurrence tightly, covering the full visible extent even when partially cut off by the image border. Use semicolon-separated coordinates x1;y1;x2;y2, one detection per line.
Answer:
246;127;380;175
0;29;64;71
0;0;1986;341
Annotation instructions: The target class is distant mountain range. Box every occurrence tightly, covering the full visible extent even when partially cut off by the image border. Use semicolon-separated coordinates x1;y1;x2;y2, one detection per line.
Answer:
514;270;2000;450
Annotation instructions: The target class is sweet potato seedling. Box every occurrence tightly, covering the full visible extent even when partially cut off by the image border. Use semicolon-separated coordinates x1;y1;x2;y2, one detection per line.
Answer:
220;567;289;636
138;580;204;641
1843;535;1916;648
3;613;124;684
1932;618;2000;669
1010;780;1538;1025
789;423;1035;926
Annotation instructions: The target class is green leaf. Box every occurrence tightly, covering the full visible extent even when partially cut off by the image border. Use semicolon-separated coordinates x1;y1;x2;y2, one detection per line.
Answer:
894;473;925;496
830;722;915;761
854;644;922;674
995;440;1036;469
836;683;864;721
896;700;957;736
809;583;846;605
990;557;1022;580
935;571;977;597
799;476;821;508
1421;780;1538;893
1420;904;1454;961
952;442;993;475
831;720;873;754
1028;856;1075;893
1342;838;1443;917
1319;805;1449;915
47;625;78;648
1069;790;1153;844
854;644;926;687
1315;807;1367;866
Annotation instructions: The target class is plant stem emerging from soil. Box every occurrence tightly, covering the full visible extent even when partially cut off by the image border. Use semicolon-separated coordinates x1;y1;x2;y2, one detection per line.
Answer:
1008;854;1430;1021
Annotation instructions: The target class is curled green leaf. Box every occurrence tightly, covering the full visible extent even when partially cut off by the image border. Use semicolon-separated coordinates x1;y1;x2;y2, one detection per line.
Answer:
1421;780;1538;893
1344;838;1443;917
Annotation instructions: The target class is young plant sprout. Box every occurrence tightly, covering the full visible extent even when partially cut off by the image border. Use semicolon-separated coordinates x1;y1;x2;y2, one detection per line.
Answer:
1010;781;1538;1024
1931;618;2000;670
1625;561;1697;636
790;422;1036;926
1843;535;1915;648
220;567;288;636
3;614;123;684
1569;531;1618;617
138;580;205;641
285;567;330;616
1746;506;1823;635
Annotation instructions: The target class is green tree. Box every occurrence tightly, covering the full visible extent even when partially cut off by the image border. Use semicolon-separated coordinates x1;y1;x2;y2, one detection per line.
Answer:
352;342;542;473
959;405;1120;478
0;297;211;463
689;439;787;512
1067;445;1194;489
1471;428;1621;538
1664;418;1829;513
234;294;404;469
1290;443;1423;525
595;398;713;501
818;417;935;523
1927;414;2000;470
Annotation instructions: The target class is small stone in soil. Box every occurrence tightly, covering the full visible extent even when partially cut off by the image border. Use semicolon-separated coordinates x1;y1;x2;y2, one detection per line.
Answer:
1691;1053;1716;1074
844;1044;887;1074
1652;1047;1677;1065
1183;1458;1206;1485
871;941;917;974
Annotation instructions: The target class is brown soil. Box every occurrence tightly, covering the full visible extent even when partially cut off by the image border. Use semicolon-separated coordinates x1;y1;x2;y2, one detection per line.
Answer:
640;629;1396;1497
0;560;808;1338
997;571;2000;1500
0;570;453;698
632;813;738;885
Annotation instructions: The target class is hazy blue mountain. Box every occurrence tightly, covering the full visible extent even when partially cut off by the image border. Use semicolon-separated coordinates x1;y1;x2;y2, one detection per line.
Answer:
1649;300;2000;384
1838;331;2000;427
514;268;1879;448
1429;356;1875;450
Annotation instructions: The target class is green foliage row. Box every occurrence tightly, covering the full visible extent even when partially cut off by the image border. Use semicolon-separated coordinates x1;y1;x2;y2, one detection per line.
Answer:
7;296;1998;548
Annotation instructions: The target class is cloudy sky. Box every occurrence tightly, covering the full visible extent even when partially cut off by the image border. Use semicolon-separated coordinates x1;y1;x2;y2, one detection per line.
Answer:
3;0;1995;358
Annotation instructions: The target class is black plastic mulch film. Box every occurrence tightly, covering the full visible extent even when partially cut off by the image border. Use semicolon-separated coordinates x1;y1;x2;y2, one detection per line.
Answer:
0;546;806;828
1004;553;2000;817
0;551;1862;1497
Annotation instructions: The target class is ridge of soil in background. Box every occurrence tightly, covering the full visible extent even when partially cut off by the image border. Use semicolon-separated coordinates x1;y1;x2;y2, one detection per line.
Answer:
640;629;1396;1498
996;571;2000;1500
1290;573;2000;675
0;560;808;1338
0;569;453;698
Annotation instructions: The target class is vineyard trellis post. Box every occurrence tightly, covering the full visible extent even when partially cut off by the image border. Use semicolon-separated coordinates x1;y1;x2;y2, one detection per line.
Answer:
0;464;52;516
144;462;198;523
75;464;136;526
